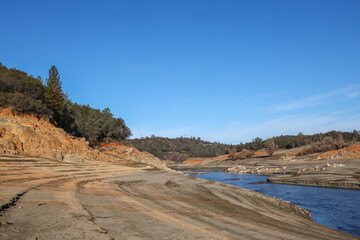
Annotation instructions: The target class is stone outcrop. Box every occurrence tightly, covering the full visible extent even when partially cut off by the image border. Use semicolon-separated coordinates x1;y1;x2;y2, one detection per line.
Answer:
63;154;84;163
226;165;287;175
0;109;102;161
281;155;295;161
0;108;175;172
317;145;360;160
226;162;346;175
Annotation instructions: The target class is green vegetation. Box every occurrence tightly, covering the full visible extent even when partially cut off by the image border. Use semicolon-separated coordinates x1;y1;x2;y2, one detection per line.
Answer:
1;62;359;158
59;103;131;144
131;130;360;161
0;63;131;144
44;66;64;122
236;131;360;152
129;136;231;160
0;63;52;116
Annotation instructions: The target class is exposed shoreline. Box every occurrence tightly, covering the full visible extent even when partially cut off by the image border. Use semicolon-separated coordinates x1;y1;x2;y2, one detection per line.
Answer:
170;155;360;190
1;155;358;239
267;174;360;189
171;165;360;190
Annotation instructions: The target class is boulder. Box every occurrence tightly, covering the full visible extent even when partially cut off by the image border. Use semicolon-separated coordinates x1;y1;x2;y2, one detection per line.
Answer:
63;154;84;163
164;180;180;187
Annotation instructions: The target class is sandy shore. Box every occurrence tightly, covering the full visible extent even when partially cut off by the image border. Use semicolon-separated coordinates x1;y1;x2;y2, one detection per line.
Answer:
0;155;358;239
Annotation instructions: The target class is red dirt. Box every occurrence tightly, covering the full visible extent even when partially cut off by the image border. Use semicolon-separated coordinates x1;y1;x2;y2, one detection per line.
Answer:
213;155;228;161
183;155;228;164
254;151;266;156
319;144;360;159
183;159;204;164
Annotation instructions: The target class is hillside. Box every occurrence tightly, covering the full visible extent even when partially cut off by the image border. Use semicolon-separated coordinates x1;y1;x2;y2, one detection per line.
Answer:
129;136;231;160
130;130;360;162
0;63;131;145
0;108;171;172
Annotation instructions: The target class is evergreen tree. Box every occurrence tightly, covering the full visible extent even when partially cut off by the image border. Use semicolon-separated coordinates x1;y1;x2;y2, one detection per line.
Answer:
44;65;64;122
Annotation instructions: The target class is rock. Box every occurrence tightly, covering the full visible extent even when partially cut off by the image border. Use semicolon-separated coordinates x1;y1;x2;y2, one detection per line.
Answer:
281;155;295;161
126;148;133;154
165;180;180;187
0;108;179;173
63;154;84;163
0;221;11;226
0;109;108;161
55;151;63;161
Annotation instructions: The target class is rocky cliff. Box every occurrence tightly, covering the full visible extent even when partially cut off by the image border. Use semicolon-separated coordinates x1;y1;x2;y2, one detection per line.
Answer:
0;108;173;171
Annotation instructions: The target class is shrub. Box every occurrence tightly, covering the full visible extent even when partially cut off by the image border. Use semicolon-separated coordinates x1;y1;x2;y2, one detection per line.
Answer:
160;152;188;162
264;138;278;156
228;149;254;160
0;64;52;117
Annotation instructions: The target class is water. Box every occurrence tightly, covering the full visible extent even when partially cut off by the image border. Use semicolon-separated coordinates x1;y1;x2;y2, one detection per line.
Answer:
189;171;360;238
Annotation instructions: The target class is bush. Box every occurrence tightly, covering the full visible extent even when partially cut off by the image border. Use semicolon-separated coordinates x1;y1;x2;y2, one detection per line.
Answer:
160;152;188;162
264;138;278;156
228;149;254;160
0;64;52;117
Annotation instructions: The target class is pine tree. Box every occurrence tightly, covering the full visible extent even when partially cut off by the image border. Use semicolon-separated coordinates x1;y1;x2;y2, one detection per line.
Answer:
44;65;64;122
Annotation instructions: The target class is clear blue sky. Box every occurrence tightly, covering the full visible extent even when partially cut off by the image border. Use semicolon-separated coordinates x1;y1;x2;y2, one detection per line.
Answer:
1;0;359;143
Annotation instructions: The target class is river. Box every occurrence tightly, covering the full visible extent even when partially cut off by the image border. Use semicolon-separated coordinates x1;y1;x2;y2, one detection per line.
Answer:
189;171;360;238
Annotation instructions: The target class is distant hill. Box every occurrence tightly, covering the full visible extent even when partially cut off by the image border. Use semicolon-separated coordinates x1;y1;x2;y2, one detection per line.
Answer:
130;130;360;161
129;136;231;161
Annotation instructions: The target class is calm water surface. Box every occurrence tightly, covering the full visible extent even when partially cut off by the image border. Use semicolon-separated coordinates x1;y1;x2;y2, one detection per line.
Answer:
189;171;360;238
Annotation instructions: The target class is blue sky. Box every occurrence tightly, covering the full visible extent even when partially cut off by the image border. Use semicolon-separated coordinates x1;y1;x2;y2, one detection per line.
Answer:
1;0;359;144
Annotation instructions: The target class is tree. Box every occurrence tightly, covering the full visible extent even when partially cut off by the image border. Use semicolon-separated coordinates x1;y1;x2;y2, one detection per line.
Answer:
44;65;64;122
249;137;263;150
264;138;277;156
353;130;360;141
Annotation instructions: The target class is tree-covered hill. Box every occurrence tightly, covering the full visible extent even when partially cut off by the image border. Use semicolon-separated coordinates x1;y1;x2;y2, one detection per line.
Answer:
0;62;131;144
0;63;51;116
236;131;360;152
129;136;231;161
130;130;360;161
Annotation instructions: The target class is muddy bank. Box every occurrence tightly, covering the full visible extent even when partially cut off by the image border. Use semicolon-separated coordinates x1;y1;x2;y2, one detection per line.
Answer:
0;155;357;239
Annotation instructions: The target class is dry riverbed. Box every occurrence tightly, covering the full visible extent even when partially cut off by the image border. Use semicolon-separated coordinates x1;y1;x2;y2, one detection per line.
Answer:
0;155;358;239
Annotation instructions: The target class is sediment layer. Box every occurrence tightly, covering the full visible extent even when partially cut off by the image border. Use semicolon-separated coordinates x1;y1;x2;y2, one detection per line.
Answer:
0;155;357;240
